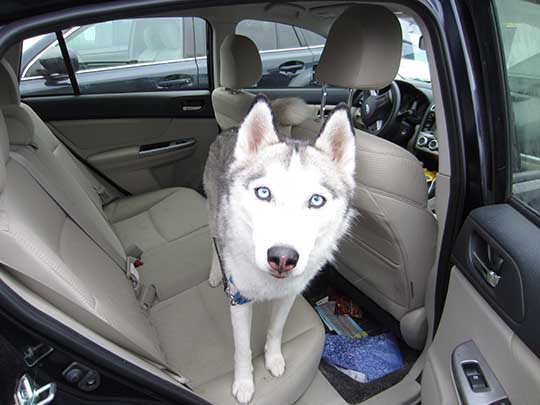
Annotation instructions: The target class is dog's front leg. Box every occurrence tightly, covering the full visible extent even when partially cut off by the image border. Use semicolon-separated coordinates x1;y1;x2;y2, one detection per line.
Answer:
231;302;254;404
265;295;296;377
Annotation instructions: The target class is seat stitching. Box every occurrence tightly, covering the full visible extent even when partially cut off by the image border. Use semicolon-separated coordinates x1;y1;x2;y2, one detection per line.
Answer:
10;228;96;309
357;181;426;209
370;190;413;308
111;189;180;223
146;209;168;243
357;147;423;165
344;230;401;268
143;224;209;256
351;271;408;310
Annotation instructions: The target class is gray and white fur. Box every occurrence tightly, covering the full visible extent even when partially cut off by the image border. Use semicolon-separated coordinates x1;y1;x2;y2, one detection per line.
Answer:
203;95;356;403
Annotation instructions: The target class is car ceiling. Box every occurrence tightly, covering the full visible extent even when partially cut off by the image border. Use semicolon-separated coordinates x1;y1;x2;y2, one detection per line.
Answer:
0;0;108;24
0;1;407;36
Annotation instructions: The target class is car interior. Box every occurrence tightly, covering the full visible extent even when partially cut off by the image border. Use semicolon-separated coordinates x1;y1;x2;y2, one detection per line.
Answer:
1;1;540;405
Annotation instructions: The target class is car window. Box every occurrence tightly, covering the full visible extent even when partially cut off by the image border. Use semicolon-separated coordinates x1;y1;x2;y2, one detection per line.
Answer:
235;20;279;51
235;20;324;88
299;28;325;47
495;0;540;214
20;17;208;96
235;16;430;89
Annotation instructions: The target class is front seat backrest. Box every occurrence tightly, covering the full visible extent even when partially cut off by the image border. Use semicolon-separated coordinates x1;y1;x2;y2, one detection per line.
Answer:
310;5;437;349
211;34;262;130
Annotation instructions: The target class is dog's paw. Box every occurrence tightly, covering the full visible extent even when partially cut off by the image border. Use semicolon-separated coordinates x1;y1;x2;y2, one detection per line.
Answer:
265;352;286;377
232;378;255;404
208;272;222;288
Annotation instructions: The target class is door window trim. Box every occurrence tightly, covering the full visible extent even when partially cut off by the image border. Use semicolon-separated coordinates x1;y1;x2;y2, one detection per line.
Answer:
21;26;78;79
22;55;202;81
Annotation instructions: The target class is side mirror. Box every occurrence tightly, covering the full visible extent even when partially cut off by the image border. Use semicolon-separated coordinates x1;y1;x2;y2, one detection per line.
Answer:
418;35;426;51
38;48;80;77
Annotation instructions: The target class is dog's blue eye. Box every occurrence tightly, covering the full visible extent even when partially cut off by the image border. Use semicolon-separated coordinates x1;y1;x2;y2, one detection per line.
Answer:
309;194;326;208
255;186;271;201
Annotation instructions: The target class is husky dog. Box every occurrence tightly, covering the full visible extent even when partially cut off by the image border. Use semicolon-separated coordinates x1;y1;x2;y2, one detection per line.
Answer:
203;95;355;403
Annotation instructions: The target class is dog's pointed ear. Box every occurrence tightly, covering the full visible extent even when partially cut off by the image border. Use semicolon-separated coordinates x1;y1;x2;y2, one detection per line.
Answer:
315;105;355;174
234;95;279;161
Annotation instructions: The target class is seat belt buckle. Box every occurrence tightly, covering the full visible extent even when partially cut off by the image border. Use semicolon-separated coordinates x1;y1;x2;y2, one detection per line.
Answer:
138;284;157;310
93;184;113;205
126;257;141;290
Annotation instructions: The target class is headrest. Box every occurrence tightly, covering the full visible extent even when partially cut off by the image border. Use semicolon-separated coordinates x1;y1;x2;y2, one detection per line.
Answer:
0;59;21;106
220;34;262;89
315;5;402;89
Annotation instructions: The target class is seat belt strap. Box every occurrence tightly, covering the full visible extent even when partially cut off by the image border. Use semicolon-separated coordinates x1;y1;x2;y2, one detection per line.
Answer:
10;151;127;273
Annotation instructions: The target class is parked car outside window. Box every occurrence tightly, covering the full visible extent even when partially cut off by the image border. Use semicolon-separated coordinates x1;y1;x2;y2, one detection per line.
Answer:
235;17;430;89
20;17;209;96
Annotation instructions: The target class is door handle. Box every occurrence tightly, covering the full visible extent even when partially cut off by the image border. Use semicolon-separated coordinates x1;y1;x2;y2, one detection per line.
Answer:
180;100;204;112
138;139;196;158
472;253;501;288
181;104;202;112
157;77;192;88
278;61;305;74
471;241;504;288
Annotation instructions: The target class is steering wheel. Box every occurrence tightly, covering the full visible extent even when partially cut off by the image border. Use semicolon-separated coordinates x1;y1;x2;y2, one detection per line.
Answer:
353;81;401;139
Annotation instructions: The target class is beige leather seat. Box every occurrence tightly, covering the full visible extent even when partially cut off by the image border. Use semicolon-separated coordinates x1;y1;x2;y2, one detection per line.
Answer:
212;34;261;130
295;5;437;349
0;59;212;296
0;59;324;404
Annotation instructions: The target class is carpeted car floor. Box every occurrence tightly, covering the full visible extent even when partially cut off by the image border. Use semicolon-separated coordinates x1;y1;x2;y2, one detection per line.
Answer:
303;267;420;404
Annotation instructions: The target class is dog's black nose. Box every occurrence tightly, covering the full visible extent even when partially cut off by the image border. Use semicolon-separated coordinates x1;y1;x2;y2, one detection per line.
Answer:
267;245;299;272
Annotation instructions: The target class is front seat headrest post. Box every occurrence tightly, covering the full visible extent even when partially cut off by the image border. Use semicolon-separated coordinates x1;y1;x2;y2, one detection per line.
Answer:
318;84;328;121
346;88;354;110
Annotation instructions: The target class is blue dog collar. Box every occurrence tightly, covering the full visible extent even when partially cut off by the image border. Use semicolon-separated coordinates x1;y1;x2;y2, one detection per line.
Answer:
226;276;252;306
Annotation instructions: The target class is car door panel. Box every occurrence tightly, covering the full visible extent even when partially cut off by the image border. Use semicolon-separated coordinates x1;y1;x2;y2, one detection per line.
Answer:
24;91;218;194
423;204;540;405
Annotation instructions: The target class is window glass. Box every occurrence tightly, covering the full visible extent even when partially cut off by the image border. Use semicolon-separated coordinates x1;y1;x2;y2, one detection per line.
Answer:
276;23;302;49
20;17;208;96
194;16;208;57
398;17;430;83
495;0;540;213
235;20;322;88
235;16;430;89
236;20;277;51
299;28;325;47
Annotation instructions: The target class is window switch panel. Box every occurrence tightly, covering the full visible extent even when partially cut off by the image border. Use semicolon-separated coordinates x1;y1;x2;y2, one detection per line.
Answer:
467;373;488;392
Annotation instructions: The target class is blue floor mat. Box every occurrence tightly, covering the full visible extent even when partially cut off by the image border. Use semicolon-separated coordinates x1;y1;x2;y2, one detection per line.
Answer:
322;333;404;381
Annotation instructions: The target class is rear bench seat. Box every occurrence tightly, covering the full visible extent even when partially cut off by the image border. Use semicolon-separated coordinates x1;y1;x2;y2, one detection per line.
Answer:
0;59;324;404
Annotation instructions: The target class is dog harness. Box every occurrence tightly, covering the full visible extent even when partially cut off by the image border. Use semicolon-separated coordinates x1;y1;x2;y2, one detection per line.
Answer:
212;238;252;306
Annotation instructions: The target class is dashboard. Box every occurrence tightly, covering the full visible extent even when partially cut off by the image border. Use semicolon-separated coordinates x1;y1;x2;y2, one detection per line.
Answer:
394;80;438;167
351;79;437;167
